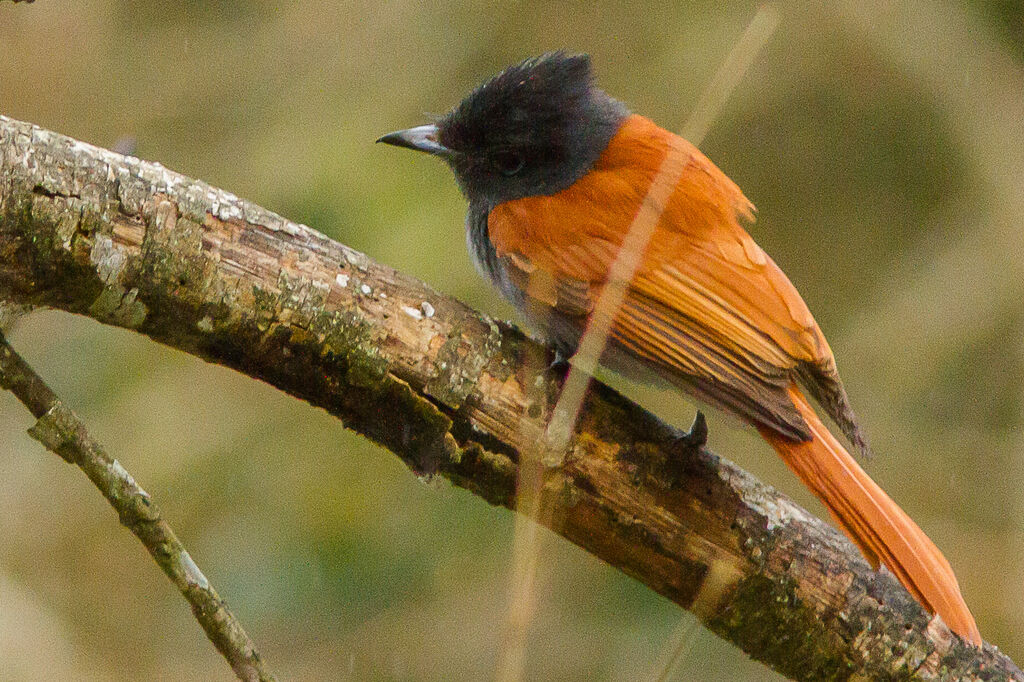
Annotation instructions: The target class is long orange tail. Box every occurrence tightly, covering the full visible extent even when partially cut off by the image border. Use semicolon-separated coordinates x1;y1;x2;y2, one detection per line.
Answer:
759;384;981;645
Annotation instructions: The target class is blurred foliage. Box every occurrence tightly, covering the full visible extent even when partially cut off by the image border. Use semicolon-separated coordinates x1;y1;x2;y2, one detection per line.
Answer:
967;0;1024;56
2;1;1024;680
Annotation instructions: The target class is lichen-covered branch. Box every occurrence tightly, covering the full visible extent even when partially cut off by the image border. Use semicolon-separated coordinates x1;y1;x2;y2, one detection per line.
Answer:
0;114;1019;681
0;334;274;682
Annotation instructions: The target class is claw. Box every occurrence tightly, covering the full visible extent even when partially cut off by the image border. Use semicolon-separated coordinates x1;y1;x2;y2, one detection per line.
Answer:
653;410;709;488
544;348;571;382
549;348;570;371
675;410;708;450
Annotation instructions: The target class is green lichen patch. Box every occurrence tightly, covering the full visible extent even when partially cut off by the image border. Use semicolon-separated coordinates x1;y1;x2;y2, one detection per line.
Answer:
707;574;859;681
423;327;469;409
138;204;214;298
423;316;501;410
27;402;79;463
250;285;279;332
87;285;149;329
363;377;457;476
314;308;389;389
76;206;112;242
28;193;68;240
442;440;517;507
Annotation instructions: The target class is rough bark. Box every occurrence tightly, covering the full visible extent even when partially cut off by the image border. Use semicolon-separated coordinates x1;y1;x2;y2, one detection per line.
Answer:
0;114;1018;681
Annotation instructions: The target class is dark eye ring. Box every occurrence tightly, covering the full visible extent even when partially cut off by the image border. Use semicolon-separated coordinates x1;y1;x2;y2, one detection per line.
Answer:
493;151;525;176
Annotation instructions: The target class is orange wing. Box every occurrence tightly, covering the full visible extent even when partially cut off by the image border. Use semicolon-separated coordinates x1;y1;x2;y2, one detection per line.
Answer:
489;115;836;441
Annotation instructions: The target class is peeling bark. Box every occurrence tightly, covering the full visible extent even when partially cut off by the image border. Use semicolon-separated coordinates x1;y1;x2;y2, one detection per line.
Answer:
0;115;1019;681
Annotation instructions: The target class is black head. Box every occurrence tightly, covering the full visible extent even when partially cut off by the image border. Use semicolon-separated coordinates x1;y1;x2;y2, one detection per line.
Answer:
378;52;629;208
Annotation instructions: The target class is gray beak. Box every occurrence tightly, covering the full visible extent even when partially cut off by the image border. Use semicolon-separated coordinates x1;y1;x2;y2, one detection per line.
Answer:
376;124;451;157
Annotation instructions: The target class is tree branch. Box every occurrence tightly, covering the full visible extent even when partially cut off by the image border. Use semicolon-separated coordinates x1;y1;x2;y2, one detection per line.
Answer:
0;114;1018;681
0;334;275;682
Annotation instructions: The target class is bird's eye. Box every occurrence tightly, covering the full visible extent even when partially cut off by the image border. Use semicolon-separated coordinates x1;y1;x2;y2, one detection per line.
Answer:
493;151;525;176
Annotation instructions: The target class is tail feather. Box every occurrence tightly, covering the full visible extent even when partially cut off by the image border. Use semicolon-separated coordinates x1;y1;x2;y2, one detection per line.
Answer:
760;384;981;645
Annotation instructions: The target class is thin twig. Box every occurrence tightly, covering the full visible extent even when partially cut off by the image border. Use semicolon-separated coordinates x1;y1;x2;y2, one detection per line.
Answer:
0;333;274;682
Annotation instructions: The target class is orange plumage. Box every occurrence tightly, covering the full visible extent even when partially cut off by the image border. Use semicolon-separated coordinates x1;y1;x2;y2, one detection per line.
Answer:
489;114;981;645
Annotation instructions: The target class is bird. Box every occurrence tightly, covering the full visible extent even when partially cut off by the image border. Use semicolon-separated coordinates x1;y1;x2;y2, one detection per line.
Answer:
377;51;981;645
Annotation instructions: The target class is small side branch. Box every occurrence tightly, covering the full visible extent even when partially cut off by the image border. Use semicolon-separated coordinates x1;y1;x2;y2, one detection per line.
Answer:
0;334;274;682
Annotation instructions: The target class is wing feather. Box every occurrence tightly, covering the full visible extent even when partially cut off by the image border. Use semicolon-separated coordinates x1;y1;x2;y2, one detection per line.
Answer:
488;114;843;442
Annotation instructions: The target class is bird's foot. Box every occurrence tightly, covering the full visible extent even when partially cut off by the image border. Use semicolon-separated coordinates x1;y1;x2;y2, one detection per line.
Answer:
651;411;708;488
672;410;708;451
544;348;571;382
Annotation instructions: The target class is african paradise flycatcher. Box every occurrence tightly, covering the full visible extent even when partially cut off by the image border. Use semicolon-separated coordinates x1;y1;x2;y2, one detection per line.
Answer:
377;52;980;645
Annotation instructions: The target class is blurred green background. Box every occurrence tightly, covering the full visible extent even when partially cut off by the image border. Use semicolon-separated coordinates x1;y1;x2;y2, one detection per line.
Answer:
2;1;1023;679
